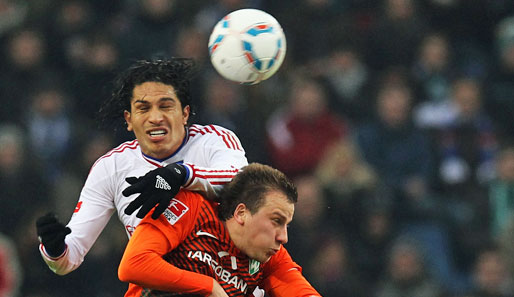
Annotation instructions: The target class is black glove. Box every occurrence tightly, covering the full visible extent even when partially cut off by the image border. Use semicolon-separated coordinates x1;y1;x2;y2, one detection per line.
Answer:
123;163;187;219
36;213;71;257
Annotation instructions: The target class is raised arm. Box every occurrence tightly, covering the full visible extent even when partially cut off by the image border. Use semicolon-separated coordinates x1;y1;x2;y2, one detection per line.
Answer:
37;160;117;275
118;221;214;295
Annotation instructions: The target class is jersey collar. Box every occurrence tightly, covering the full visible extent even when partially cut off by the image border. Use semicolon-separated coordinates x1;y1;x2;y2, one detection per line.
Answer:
140;127;189;165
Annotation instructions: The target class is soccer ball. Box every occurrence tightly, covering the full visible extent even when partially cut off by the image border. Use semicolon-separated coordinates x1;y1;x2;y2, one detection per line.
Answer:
208;9;287;85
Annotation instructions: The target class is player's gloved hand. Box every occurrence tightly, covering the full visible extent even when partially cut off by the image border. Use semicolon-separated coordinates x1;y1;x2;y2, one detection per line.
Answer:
123;163;187;219
36;213;71;257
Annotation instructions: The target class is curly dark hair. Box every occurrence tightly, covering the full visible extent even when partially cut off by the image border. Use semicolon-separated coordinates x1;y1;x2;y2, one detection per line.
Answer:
218;163;298;221
97;58;197;128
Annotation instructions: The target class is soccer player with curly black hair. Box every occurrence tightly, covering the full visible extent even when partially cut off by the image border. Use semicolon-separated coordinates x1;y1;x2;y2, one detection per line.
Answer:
36;58;248;277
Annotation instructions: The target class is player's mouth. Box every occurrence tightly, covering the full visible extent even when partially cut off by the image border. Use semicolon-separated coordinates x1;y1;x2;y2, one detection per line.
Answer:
147;129;168;140
269;248;279;256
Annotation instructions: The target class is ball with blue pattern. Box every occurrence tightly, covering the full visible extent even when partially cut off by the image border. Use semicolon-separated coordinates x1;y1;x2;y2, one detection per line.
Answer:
208;9;287;85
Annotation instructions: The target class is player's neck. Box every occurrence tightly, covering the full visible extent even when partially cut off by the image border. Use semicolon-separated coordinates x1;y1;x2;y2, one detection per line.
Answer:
223;219;245;252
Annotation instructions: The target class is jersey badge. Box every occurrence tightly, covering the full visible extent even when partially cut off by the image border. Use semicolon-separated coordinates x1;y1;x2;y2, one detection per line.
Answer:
249;259;260;275
163;198;189;225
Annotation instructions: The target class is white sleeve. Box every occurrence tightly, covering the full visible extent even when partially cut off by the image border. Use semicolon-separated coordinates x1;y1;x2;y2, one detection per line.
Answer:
39;159;116;275
182;126;248;199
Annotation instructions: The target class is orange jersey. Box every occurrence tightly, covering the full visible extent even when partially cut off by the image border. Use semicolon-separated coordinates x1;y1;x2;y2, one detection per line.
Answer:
119;190;321;297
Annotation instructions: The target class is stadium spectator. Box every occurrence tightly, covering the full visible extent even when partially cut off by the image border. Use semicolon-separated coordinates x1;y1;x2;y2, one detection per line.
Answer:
317;46;372;123
375;237;445;297
412;32;455;104
0;27;59;125
489;146;514;277
26;84;73;183
44;0;97;70
197;74;248;135
355;79;434;218
268;0;347;65
435;77;498;272
463;246;514;297
116;0;186;61
355;78;464;291
286;175;333;262
68;31;122;120
265;76;348;177
308;235;366;297
193;0;250;35
315;139;379;232
412;32;460;130
0;233;21;297
0;125;52;296
366;0;429;70
486;15;514;144
437;77;498;188
0;124;49;241
489;146;514;238
350;196;396;291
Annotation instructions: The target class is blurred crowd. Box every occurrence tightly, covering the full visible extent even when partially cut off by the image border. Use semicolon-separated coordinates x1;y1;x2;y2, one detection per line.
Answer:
1;0;514;296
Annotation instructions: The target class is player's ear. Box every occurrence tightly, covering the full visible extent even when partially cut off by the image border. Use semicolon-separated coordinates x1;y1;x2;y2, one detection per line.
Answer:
124;110;133;131
233;203;247;225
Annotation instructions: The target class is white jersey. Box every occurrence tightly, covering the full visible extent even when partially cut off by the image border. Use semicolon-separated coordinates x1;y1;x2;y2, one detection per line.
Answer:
39;124;248;275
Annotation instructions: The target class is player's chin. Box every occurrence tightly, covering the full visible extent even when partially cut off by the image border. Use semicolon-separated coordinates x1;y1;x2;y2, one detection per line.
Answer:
145;143;173;159
261;252;275;263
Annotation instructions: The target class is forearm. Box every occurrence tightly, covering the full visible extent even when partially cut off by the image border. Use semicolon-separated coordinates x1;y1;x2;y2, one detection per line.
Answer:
119;220;213;295
40;199;115;275
39;244;77;275
119;242;212;295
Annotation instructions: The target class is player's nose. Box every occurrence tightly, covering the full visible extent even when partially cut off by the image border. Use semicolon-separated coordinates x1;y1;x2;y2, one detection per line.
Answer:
148;107;164;123
276;225;288;245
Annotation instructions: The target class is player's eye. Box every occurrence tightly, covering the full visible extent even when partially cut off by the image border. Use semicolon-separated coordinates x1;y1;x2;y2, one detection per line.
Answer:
134;103;150;111
272;218;283;225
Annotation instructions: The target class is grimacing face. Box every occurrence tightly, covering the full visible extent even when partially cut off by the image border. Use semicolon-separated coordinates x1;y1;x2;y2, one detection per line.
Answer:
237;190;294;263
124;81;190;159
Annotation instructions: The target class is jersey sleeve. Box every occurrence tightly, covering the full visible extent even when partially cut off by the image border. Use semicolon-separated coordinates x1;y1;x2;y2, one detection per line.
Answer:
39;159;117;275
182;125;248;200
261;246;321;297
118;190;213;296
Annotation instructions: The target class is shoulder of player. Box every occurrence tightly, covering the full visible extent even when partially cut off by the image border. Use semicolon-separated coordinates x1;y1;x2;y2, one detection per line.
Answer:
171;189;212;213
263;245;294;268
90;140;140;168
175;188;205;202
157;190;214;226
187;124;242;151
260;246;304;281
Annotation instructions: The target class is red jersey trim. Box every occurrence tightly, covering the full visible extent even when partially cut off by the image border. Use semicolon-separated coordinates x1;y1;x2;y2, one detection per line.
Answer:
184;164;239;187
91;140;139;170
40;243;68;260
188;124;243;151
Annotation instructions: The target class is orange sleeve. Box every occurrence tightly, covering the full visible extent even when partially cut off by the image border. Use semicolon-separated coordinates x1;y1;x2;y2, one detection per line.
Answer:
118;190;213;296
261;246;321;297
